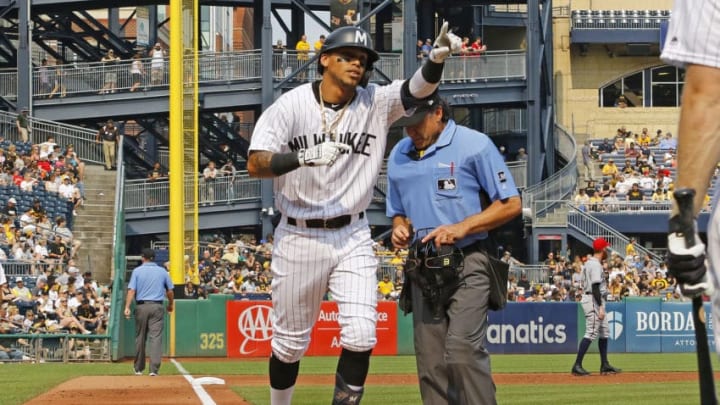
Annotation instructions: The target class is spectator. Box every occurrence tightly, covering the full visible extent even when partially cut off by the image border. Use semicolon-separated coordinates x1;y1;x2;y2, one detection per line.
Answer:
421;38;433;61
313;35;326;53
377;274;396;300
48;64;66;99
1;198;17;218
55;216;80;259
658;132;677;149
220;160;237;199
149;43;166;86
416;39;426;66
626;183;644;203
38;58;52;96
295;34;310;81
96;119;119;171
469;37;487;81
597;138;613;153
183;281;198;299
11;277;35;315
574;188;590;211
516;147;528;161
99;50;120;94
601;159;619;177
75;298;100;333
589;189;603;211
129;53;144;92
603;189;620;212
221;245;240;264
202;161;218;204
147;162;166;181
55;296;91;334
16;108;30;143
273;40;286;77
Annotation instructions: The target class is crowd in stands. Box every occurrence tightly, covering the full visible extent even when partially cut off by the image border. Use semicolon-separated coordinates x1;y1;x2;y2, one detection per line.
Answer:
577;126;716;212
0;264;110;342
177;234;274;300
506;250;681;303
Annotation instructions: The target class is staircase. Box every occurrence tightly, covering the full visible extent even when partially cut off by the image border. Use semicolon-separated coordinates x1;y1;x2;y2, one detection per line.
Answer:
72;165;117;284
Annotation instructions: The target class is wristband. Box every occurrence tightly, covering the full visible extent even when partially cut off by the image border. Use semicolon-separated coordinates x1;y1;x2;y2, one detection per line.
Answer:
270;152;301;176
421;59;444;83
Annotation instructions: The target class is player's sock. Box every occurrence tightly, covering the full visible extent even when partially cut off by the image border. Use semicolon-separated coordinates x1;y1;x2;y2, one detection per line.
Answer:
270;386;295;405
574;338;592;365
598;338;609;364
336;348;372;386
269;353;300;405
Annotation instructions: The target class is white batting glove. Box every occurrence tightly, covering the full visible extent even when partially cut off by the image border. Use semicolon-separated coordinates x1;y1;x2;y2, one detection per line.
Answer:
298;142;351;167
429;21;463;63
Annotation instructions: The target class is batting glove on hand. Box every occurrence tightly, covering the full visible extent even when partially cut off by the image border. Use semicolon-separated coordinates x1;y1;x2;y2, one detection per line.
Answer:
429;21;463;63
667;216;712;297
298;142;351;167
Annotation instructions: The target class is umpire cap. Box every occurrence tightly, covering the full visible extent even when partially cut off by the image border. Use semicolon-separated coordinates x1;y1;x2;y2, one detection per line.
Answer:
392;91;449;128
317;26;379;74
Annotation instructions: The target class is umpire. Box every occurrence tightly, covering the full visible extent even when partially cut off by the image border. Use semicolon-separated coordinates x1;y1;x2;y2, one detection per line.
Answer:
571;237;621;376
387;93;521;404
124;248;174;376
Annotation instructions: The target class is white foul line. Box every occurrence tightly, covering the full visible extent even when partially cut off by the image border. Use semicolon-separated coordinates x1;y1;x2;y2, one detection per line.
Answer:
171;359;225;405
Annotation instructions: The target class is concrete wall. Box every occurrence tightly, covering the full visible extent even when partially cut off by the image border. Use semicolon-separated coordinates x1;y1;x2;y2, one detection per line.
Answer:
552;0;679;141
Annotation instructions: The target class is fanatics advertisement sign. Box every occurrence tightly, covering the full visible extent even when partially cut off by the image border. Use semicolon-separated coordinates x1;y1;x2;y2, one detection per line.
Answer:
226;301;398;358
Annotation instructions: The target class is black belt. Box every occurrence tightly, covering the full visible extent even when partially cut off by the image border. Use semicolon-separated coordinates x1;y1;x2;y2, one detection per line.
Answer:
136;300;163;305
287;212;364;229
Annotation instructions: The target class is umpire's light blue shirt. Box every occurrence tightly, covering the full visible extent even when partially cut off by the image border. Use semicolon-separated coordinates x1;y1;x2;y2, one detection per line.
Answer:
128;261;174;301
386;120;519;248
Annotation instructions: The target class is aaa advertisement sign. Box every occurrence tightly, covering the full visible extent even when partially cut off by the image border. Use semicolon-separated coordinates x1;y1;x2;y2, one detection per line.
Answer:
226;301;397;358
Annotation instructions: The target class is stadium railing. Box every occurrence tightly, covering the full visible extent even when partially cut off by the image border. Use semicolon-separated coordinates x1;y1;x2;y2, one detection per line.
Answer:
0;111;103;165
0;50;530;101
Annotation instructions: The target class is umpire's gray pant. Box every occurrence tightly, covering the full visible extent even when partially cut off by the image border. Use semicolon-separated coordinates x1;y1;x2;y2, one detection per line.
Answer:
134;302;165;374
411;249;497;405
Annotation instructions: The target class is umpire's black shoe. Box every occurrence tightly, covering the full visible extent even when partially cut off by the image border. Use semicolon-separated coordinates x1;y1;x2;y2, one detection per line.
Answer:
571;364;590;376
600;363;622;375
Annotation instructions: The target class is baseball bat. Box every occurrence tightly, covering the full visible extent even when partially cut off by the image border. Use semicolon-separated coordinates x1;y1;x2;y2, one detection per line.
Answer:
674;188;717;405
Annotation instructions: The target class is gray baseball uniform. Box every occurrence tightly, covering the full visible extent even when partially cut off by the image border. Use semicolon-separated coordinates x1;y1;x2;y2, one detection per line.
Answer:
581;256;608;340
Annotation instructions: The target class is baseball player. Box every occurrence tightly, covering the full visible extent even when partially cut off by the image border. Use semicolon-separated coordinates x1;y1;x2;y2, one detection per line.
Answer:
571;237;621;376
662;0;720;357
248;23;462;405
386;93;521;404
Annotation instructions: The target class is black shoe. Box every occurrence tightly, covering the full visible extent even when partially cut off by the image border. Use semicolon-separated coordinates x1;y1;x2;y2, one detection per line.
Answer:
600;364;622;375
571;364;590;376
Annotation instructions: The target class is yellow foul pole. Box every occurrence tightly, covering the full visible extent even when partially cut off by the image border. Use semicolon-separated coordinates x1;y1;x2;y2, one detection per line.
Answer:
168;0;184;357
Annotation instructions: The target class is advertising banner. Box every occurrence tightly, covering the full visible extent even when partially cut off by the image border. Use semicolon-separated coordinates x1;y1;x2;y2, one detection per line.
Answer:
622;300;715;353
486;303;578;354
226;301;397;358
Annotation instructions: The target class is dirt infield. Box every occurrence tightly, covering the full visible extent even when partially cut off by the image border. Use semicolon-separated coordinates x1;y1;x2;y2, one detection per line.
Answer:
24;371;714;404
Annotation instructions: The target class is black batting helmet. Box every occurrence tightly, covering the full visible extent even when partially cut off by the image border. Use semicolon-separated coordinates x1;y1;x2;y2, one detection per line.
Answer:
317;26;379;75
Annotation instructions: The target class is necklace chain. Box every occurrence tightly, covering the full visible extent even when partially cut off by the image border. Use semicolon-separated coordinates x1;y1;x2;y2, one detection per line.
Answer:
319;81;352;142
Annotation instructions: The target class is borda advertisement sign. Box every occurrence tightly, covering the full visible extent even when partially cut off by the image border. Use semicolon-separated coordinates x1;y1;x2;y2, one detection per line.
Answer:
226;301;397;358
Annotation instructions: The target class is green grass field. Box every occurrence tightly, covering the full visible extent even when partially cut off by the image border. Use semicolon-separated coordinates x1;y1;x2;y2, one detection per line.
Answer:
1;353;719;404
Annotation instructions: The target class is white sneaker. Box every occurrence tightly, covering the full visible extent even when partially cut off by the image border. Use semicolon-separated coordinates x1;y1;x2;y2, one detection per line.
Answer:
134;369;142;375
149;372;157;376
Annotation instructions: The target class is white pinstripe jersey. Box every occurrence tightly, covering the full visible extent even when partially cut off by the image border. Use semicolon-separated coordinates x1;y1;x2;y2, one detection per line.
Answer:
661;0;720;69
250;81;407;219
